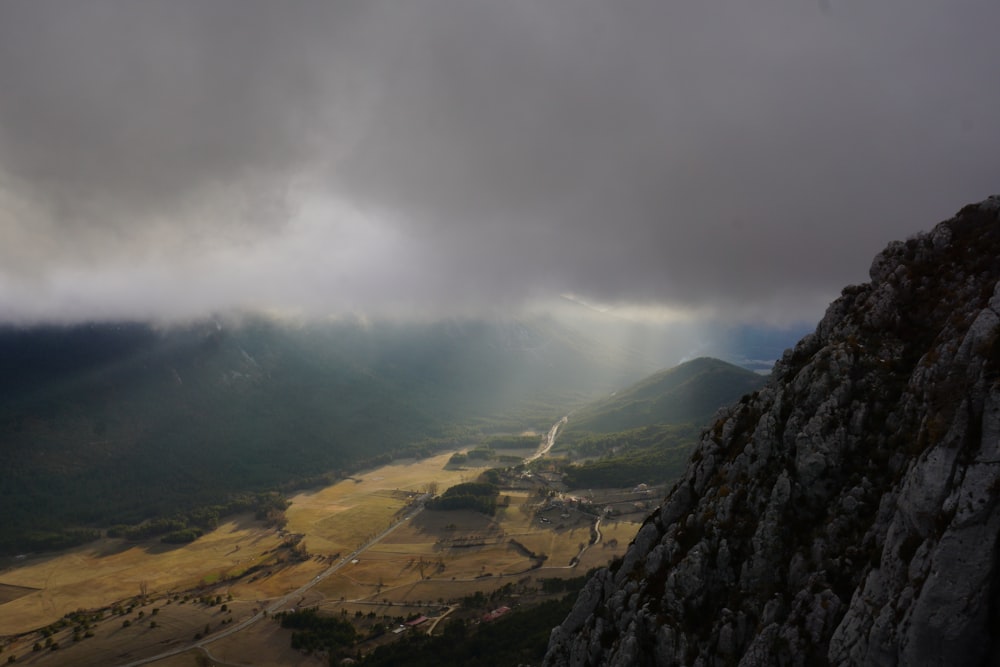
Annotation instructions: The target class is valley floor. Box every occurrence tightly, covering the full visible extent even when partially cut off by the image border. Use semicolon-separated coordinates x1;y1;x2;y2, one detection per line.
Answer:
0;448;639;666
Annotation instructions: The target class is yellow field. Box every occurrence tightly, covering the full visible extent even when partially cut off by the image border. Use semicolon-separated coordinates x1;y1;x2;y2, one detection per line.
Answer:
0;450;639;666
0;597;262;666
0;514;284;635
283;452;492;555
308;490;633;608
0;453;479;635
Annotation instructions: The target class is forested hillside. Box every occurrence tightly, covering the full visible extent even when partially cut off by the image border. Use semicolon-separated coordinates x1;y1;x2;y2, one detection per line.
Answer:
557;358;767;488
0;316;653;553
563;357;766;434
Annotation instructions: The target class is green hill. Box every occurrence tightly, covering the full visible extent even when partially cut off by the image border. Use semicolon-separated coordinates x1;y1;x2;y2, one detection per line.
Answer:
565;357;767;434
557;358;768;488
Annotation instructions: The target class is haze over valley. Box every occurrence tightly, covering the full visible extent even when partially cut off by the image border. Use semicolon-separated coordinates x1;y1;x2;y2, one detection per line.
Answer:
1;1;999;665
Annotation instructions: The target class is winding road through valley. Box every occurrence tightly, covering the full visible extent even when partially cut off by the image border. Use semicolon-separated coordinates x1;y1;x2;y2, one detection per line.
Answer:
115;495;429;667
528;415;568;463
116;415;571;667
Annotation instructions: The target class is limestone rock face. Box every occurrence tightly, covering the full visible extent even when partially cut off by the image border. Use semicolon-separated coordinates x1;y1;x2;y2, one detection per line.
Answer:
544;196;1000;667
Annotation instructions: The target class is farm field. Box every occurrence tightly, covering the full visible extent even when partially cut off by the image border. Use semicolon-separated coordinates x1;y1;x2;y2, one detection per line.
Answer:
0;452;483;634
0;448;641;666
281;451;495;557
0;515;285;636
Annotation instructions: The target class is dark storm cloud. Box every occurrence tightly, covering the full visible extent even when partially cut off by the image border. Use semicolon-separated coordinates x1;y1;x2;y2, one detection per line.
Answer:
1;0;998;323
0;3;348;237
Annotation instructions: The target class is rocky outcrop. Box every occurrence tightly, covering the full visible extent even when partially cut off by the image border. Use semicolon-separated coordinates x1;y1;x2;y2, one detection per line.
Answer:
544;196;1000;666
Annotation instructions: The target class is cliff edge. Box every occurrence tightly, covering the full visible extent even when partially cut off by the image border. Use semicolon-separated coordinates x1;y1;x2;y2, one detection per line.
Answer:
544;196;1000;666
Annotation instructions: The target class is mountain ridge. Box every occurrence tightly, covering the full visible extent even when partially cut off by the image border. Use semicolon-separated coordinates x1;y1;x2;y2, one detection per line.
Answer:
544;195;1000;666
564;357;767;436
557;358;768;489
0;315;658;553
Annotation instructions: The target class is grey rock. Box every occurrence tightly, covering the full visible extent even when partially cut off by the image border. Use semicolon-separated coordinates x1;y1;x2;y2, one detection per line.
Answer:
544;196;1000;667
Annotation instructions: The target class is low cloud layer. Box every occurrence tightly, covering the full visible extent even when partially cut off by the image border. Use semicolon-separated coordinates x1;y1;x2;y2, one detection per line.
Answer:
1;0;998;325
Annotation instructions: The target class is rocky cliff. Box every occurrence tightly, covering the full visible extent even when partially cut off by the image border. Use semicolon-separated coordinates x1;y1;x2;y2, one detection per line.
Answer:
544;196;1000;666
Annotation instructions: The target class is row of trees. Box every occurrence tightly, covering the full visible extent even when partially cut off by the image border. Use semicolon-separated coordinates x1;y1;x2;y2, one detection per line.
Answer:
277;607;357;655
105;491;291;544
425;482;500;515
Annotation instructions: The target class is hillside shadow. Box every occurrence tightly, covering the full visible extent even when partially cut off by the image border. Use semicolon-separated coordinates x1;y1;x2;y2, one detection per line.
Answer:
408;509;495;536
86;538;142;558
84;513;273;558
223;512;266;533
86;537;192;557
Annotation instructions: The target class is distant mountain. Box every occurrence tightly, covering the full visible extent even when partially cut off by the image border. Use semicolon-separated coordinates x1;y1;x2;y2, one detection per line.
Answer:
565;357;767;435
708;324;815;374
551;296;808;375
545;196;1000;666
0;315;655;553
556;358;767;489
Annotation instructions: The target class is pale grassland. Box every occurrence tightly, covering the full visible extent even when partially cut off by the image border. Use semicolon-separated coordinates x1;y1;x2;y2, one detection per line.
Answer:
283;452;492;555
0;597;259;667
309;490;634;607
0;452;484;635
226;559;328;601
0;515;284;635
0;450;638;666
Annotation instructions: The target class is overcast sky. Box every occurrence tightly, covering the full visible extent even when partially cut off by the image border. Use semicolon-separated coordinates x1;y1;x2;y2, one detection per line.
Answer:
0;0;998;326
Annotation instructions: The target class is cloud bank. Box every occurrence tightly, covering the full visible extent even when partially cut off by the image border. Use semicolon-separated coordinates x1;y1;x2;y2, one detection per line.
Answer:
1;0;998;324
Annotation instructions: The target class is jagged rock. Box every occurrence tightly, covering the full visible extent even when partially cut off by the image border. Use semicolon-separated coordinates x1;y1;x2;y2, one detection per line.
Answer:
544;196;1000;667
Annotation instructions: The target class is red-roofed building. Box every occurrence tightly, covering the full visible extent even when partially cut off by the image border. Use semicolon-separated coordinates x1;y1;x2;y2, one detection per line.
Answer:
482;606;511;622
